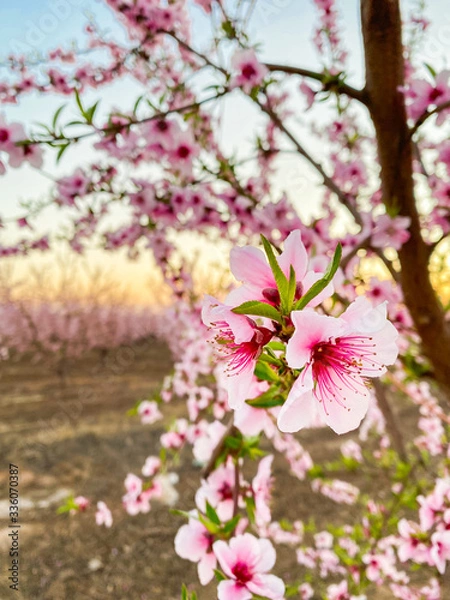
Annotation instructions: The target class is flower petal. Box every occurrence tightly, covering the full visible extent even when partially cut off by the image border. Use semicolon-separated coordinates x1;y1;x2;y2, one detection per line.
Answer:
218;580;252;600
277;370;318;433
321;373;370;435
247;574;285;599
225;364;256;410
174;520;208;561
253;537;276;572
286;311;344;369
277;229;308;281
198;552;216;585
230;246;274;289
213;540;236;579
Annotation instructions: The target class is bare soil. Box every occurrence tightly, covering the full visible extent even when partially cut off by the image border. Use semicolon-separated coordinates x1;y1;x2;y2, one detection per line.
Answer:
0;339;417;600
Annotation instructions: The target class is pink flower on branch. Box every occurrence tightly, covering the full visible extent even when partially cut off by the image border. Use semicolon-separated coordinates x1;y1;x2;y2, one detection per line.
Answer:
202;296;273;409
230;49;268;94
95;501;113;528
174;512;217;585
278;297;398;434
213;533;285;600
226;229;333;309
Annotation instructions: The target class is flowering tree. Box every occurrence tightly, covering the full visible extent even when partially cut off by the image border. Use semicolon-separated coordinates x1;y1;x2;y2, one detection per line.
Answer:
2;0;450;598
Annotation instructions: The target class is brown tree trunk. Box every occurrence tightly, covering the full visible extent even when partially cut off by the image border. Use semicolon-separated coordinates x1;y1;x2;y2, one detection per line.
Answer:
360;0;450;396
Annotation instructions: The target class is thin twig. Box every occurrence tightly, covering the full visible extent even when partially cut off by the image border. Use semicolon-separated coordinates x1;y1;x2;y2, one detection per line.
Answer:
202;418;237;478
264;63;368;104
232;458;240;518
372;379;407;462
256;98;363;227
22;91;227;147
409;98;450;139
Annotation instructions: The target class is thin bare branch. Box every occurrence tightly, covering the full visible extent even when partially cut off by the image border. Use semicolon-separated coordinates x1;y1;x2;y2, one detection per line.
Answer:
256;99;363;226
409;99;450;139
372;380;407;461
265;63;368;104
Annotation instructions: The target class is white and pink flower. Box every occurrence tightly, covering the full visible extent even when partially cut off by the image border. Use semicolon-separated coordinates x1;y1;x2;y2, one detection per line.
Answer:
278;297;398;434
213;533;285;600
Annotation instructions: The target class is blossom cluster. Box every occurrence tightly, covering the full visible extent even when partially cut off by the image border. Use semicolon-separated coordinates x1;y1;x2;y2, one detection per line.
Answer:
203;230;399;435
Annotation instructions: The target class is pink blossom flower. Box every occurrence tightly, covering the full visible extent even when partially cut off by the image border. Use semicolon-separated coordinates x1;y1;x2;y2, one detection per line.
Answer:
226;229;333;308
230;49;268;94
371;214;411;251
196;461;238;521
278;297;398;434
252;455;274;528
192;0;213;13
397;519;429;564
95;501;113;527
202;296;273;409
142;456;161;478
234;380;275;437
299;582;314;599
213;533;285;600
74;496;90;511
326;580;350;600
174;511;217;585
57;168;90;206
299;80;316;109
0;115;24;153
7;138;43;169
122;473;161;515
193;420;227;464
430;530;450;574
340;439;363;462
138;400;163;425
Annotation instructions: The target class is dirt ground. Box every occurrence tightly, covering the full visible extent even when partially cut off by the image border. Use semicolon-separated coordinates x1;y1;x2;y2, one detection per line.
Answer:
0;338;422;600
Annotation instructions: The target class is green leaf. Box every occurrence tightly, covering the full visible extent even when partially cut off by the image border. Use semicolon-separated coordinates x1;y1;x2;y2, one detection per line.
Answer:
133;95;144;115
287;264;296;311
52;104;67;129
424;62;437;78
85;100;100;124
222;514;240;535
198;513;219;534
224;435;242;450
170;508;193;520
232;300;282;323
181;584;188;600
214;569;227;582
56;143;70;164
266;341;285;352
205;501;221;526
65;120;86;127
244;495;256;523
293;243;342;310
221;21;236;39
246;390;284;408
254;360;279;383
260;235;290;313
74;88;85;117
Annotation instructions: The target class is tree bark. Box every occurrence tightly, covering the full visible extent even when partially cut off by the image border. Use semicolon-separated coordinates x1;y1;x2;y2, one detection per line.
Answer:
360;0;450;396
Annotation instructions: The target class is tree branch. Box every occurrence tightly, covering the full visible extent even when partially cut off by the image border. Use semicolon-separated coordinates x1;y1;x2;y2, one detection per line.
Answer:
264;63;368;104
372;379;407;462
256;98;363;227
409;99;450;139
202;418;237;479
20;92;227;147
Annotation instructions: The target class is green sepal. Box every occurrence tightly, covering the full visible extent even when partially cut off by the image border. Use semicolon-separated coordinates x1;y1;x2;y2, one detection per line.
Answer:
254;360;280;382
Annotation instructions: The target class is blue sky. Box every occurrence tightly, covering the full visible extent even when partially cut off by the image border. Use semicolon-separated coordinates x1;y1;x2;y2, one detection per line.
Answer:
0;1;449;301
1;0;449;223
